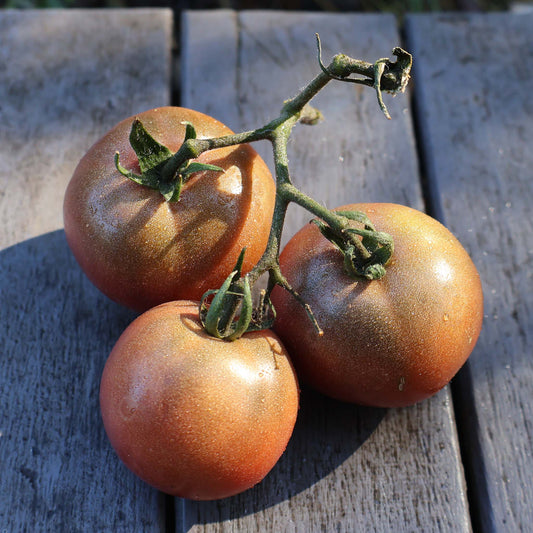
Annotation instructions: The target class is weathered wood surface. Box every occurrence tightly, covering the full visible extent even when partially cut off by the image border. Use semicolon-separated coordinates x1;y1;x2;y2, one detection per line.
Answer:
2;7;532;533
0;9;173;530
180;10;470;532
405;13;533;533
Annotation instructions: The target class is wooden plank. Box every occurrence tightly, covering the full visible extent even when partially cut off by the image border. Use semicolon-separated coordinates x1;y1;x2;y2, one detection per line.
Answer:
180;10;471;532
0;9;173;530
405;12;533;533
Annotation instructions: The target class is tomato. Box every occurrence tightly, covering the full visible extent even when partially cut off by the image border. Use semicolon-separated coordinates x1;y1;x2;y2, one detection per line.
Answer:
63;107;275;312
99;300;299;500
271;203;483;407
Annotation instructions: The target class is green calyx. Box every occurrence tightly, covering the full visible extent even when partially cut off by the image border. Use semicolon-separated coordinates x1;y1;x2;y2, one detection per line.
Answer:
199;249;277;341
115;119;223;202
313;210;394;280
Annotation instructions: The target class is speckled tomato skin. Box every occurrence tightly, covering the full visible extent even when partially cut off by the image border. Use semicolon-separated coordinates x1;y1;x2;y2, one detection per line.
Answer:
64;107;275;312
271;203;483;407
99;301;299;500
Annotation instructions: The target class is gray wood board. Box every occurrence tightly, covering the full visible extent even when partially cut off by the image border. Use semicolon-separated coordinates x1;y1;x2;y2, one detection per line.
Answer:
180;10;471;532
0;9;173;531
405;12;533;533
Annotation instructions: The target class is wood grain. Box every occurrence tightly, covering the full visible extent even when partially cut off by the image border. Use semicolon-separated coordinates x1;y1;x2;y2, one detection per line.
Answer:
5;8;529;532
180;10;471;532
0;9;172;530
405;12;533;533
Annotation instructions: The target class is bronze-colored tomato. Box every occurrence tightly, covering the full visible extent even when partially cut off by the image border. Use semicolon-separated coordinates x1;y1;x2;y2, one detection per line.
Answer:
64;107;275;312
99;301;299;500
271;203;483;407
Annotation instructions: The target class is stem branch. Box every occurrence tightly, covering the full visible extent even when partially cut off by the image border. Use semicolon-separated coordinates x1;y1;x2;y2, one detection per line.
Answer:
148;39;412;339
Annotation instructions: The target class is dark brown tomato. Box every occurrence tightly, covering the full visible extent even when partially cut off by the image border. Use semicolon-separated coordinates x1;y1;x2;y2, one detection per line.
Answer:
99;300;299;500
271;203;483;407
64;107;275;312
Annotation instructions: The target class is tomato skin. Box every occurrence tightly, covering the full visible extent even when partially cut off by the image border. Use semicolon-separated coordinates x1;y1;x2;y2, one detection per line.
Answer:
63;107;275;312
271;203;483;408
99;301;299;500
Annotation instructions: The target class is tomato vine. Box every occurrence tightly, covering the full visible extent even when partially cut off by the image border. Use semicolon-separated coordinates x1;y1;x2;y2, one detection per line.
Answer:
116;36;413;339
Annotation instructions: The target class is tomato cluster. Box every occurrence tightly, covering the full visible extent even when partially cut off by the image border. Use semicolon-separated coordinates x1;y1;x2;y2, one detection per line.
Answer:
64;107;483;501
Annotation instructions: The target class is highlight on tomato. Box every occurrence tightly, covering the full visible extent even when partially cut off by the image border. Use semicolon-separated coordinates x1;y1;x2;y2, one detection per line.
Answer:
63;107;275;312
271;203;483;408
99;301;299;500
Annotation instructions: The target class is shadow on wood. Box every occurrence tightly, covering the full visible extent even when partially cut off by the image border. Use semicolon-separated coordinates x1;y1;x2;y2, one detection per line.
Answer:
0;230;166;530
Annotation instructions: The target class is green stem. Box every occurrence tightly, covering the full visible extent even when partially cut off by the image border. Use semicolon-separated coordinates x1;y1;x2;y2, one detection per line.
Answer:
280;182;372;263
188;42;412;339
245;125;295;286
161;125;275;183
162;44;411;182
